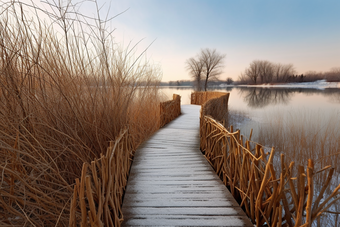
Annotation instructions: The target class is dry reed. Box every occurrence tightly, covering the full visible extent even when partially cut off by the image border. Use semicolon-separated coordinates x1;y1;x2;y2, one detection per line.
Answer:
0;1;162;226
197;92;340;227
257;110;340;226
258;110;340;170
69;128;134;227
159;94;181;127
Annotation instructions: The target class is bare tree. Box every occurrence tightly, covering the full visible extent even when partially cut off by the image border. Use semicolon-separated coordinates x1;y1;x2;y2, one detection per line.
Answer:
186;48;226;91
226;77;234;85
186;57;204;91
238;72;249;84
245;60;261;84
280;64;295;82
273;63;283;82
244;60;295;84
200;49;226;91
273;63;295;82
258;60;273;83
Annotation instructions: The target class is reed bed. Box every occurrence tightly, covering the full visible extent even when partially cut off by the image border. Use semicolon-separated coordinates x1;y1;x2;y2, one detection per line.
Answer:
0;1;162;226
199;94;340;227
68;93;181;226
257;110;340;226
257;110;340;171
159;94;181;127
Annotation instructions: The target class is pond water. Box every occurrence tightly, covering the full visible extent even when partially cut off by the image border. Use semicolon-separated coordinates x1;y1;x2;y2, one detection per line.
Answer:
161;86;340;141
161;86;340;173
161;86;340;225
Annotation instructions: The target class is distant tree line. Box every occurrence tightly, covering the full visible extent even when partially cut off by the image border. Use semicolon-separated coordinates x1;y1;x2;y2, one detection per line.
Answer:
282;68;340;83
239;60;340;84
297;68;340;82
238;60;295;84
164;80;193;86
160;79;229;87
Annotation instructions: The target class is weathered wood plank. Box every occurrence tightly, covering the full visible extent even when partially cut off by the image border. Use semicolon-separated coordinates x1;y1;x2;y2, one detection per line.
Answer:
123;194;231;200
122;215;252;227
121;105;253;227
123;207;247;216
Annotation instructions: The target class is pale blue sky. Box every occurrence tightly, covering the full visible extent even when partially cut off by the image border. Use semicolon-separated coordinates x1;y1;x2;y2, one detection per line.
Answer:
50;0;340;81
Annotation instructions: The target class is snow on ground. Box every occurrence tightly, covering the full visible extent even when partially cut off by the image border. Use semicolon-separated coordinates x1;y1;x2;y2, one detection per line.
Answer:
218;80;340;89
237;80;340;90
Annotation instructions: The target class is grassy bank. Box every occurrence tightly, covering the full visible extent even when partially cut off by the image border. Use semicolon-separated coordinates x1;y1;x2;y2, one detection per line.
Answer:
0;1;162;225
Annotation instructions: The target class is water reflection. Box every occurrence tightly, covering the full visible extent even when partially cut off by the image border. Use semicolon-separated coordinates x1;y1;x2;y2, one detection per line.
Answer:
160;86;340;107
161;86;193;90
322;88;340;103
239;88;292;108
237;87;340;108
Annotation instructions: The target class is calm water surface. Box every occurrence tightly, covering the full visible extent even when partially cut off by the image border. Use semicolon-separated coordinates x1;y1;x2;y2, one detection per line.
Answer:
160;86;340;140
161;86;340;226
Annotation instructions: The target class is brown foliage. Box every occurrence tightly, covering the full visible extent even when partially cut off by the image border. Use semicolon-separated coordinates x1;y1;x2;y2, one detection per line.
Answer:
200;94;340;227
0;1;162;226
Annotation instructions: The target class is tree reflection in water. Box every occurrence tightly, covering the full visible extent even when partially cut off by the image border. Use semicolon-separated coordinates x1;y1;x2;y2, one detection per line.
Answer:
322;88;340;103
238;87;340;108
239;87;292;108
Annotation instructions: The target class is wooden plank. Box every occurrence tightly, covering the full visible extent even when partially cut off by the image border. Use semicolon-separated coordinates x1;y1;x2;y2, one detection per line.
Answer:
121;105;253;227
123;194;231;200
129;167;212;172
122;200;240;207
122;215;252;227
123;207;247;216
126;180;229;186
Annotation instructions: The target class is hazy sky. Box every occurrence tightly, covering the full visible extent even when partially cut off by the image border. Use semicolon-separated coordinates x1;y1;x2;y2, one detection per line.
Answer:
50;0;340;82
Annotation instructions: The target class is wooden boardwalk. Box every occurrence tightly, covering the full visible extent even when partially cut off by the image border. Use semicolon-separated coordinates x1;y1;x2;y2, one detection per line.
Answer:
122;105;253;227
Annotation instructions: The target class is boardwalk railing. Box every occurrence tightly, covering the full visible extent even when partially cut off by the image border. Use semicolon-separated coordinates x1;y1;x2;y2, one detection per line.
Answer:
69;128;134;227
191;91;227;105
200;92;229;128
160;94;181;127
199;93;340;227
68;95;181;226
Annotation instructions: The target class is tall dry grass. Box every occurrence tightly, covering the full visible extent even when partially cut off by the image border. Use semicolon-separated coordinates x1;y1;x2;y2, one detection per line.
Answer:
257;110;340;226
0;1;162;226
202;94;340;226
257;111;340;170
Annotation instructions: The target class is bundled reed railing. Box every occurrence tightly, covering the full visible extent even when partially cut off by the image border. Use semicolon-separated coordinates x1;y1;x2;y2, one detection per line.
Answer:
69;128;134;227
160;94;181;127
200;95;340;227
68;95;182;226
200;92;229;128
191;91;228;105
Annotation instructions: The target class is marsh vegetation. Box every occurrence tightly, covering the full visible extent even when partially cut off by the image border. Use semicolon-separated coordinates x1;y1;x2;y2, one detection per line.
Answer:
164;86;340;226
236;88;340;226
0;1;164;225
